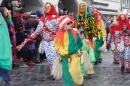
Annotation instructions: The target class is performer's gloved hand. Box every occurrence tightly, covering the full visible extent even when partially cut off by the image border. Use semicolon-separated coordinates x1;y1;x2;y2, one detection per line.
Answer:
16;39;30;51
77;50;83;57
99;38;107;52
92;37;97;45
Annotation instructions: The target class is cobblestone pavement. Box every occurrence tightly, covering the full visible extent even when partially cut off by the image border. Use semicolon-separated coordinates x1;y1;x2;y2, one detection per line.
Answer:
0;51;130;86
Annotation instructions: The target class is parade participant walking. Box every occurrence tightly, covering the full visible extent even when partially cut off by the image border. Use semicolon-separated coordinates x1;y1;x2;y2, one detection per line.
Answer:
0;7;16;61
17;2;59;72
107;16;120;64
78;29;95;79
109;10;130;73
91;9;107;64
75;1;98;42
0;12;12;86
52;16;84;86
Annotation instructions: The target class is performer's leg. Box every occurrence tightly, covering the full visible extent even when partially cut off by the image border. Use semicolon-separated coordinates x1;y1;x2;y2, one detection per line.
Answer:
120;52;125;71
113;51;120;64
43;41;58;71
80;62;86;77
124;47;130;73
69;54;83;85
0;67;11;83
62;56;73;86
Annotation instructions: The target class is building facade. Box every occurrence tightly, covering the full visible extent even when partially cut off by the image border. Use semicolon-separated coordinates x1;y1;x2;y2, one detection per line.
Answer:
92;0;121;19
121;0;130;17
1;0;125;18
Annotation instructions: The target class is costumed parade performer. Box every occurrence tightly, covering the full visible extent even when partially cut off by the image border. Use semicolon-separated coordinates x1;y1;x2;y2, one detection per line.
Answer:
17;2;60;75
0;7;16;62
109;10;130;73
75;1;98;42
0;12;12;85
107;16;120;64
51;16;84;86
78;29;95;79
91;9;107;65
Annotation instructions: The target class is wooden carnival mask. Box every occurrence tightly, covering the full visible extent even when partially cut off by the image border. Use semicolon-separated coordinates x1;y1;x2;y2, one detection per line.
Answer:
45;3;51;13
64;22;73;30
79;2;87;13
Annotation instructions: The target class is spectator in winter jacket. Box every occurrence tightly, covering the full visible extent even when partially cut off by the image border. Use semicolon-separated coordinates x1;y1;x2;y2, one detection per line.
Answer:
5;2;13;17
25;28;35;65
16;24;28;68
11;1;22;17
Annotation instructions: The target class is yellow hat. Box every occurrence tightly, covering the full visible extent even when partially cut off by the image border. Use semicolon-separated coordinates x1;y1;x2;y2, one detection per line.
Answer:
117;10;124;17
112;16;117;24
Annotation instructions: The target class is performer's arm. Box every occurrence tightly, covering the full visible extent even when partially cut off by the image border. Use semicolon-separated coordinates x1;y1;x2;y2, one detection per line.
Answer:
100;20;107;38
76;33;83;51
29;21;43;42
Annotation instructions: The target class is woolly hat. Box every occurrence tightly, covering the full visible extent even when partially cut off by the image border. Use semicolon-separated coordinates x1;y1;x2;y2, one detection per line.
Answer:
36;10;42;18
16;24;25;30
78;29;84;34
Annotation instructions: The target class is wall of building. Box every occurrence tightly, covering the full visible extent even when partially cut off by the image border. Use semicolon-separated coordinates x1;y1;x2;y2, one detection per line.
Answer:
25;6;43;13
93;0;120;10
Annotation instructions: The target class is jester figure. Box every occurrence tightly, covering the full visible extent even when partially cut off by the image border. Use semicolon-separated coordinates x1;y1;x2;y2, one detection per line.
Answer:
17;2;60;75
75;1;98;42
107;16;120;64
75;2;98;76
91;9;107;64
109;10;130;73
78;29;95;79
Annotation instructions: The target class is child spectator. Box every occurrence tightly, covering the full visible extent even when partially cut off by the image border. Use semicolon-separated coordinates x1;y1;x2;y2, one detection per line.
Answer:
16;24;28;68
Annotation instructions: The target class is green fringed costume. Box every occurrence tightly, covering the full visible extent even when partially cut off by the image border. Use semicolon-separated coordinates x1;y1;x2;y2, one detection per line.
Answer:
75;7;98;41
0;13;12;81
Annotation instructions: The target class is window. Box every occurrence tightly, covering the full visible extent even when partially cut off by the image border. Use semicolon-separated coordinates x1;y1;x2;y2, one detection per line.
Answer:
106;0;120;2
125;0;130;8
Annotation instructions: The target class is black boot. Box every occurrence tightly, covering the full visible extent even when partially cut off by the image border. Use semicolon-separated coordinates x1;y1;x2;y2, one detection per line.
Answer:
79;83;84;86
113;62;119;64
48;75;56;81
87;74;92;79
121;67;125;72
94;61;98;65
98;58;102;63
4;83;10;86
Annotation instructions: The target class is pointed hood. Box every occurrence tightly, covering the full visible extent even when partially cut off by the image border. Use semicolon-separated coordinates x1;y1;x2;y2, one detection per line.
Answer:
55;16;77;47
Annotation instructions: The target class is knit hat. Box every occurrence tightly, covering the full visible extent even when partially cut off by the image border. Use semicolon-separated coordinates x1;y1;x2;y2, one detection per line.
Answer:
36;10;42;18
78;29;84;34
16;24;25;30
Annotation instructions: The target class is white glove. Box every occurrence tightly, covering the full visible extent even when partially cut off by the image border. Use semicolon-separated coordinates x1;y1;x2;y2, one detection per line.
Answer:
92;37;97;45
99;38;107;52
